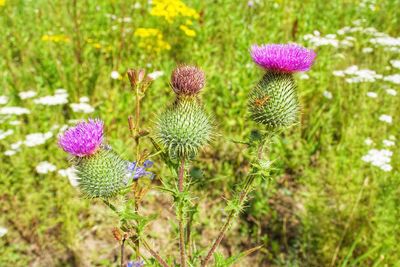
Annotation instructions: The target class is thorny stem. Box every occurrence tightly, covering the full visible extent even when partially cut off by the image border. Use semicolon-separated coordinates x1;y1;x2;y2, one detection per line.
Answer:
128;75;143;259
186;215;193;259
201;210;235;267
142;239;171;267
202;140;267;267
103;199;170;266
135;84;141;160
178;158;185;192
178;158;187;267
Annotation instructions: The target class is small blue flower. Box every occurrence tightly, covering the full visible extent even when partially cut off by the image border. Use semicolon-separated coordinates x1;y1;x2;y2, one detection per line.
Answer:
127;160;154;180
127;260;144;267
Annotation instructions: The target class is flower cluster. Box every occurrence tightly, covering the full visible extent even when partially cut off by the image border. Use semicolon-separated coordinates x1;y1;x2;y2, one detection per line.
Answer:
41;34;70;43
134;28;171;53
150;0;199;23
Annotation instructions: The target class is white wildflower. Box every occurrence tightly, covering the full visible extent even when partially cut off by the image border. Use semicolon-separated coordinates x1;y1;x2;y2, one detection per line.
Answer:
323;91;333;99
70;103;95;113
366;92;378;98
0;129;14;140
384;74;400;84
110;70;121;80
18;90;37;99
298;73;309;80
390;60;400;69
9;120;21;126
79;96;89;103
0;227;7;237
148;71;164;80
4;150;16;156
36;161;57;174
386;88;397;96
0;96;8;105
11;141;23;150
383;139;395;147
55;88;68;95
362;149;393;172
364;138;373;146
24;132;53;147
58;167;80;187
379;114;392;124
33;93;68;105
333;70;345;77
362;47;373;53
0;106;30;115
370;36;400;47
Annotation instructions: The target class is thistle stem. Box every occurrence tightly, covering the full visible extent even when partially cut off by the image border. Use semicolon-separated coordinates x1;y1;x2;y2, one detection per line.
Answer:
142;239;171;267
178;158;186;267
201;210;234;267
135;84;141;160
202;140;267;267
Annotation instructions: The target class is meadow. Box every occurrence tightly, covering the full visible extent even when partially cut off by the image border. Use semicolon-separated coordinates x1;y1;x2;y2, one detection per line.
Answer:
1;0;400;266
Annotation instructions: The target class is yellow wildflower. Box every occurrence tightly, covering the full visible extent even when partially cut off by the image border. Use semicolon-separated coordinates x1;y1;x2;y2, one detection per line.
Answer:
150;0;199;23
41;34;70;43
93;43;102;49
134;28;171;53
179;25;196;37
0;0;5;6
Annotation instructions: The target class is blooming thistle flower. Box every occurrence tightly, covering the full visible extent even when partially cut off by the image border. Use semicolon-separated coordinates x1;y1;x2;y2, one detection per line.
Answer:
249;44;316;129
58;119;104;157
171;65;205;96
58;119;129;198
251;44;316;73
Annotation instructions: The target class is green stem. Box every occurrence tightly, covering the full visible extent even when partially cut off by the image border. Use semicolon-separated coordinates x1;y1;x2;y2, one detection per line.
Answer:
202;139;267;266
178;158;186;267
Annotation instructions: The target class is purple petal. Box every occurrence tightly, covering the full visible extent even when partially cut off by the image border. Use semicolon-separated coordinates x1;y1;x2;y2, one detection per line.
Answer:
58;118;104;157
251;43;316;73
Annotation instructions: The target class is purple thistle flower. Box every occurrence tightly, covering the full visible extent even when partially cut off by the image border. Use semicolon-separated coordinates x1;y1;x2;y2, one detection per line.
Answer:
58;119;104;157
127;260;144;267
127;160;154;180
251;44;316;73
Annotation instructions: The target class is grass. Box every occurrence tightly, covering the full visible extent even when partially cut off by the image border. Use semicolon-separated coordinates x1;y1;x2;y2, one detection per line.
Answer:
1;0;400;266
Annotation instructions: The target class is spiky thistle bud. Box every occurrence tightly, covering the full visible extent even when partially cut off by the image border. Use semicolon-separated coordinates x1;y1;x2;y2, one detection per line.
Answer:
157;99;212;160
73;148;129;198
249;72;299;128
171;65;205;96
249;43;316;128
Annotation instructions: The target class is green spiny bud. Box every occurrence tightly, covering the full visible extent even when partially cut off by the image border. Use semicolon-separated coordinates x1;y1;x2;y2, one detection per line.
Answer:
74;148;128;198
249;72;299;128
157;100;212;160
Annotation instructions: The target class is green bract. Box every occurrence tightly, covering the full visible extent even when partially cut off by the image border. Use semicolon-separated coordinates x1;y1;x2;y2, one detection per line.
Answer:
74;149;128;198
249;72;299;128
157;99;212;160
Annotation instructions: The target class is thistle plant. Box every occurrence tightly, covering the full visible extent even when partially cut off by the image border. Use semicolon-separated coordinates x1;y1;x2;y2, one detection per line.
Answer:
157;65;211;267
57;43;315;267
